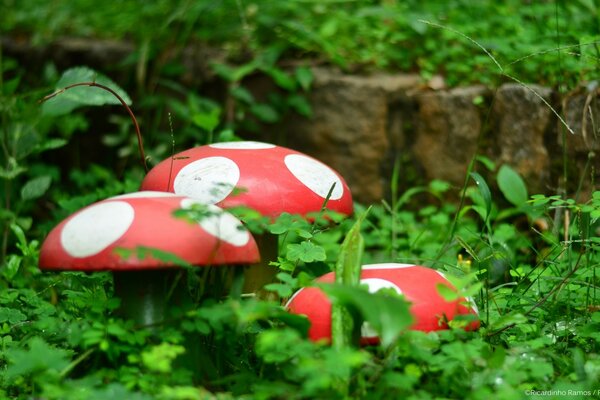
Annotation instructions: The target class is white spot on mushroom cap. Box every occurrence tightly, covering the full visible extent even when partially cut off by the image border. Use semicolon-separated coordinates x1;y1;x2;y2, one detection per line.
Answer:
360;278;404;338
284;154;344;200
180;200;250;247
466;296;479;315
174;156;240;204
209;141;276;149
111;191;179;199
60;201;135;258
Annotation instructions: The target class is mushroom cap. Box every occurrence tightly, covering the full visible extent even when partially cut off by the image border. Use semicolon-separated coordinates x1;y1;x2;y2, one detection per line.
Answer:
39;191;260;271
286;263;480;344
140;141;353;218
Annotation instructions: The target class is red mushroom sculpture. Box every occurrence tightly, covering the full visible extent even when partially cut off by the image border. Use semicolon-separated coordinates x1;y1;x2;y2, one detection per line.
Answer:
39;191;259;326
140;141;354;292
286;263;480;345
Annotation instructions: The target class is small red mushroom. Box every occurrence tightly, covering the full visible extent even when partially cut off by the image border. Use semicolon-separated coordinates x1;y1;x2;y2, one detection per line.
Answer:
286;263;480;345
140;141;354;292
39;191;259;326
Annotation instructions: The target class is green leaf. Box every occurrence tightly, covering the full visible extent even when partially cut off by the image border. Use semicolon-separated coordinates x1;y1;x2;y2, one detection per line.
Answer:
42;67;132;116
332;210;368;350
286;241;326;263
265;67;297;91
4;337;71;379
141;343;186;373
321;283;413;348
0;157;26;180
0;307;27;323
21;175;52;201
436;283;460;302
470;172;492;221
230;86;255;104
192;107;221;132
476;155;496;171
287;94;313;117
250;103;279;123
497;165;528;207
212;62;257;82
35;138;68;153
295;67;314;91
490;313;528;331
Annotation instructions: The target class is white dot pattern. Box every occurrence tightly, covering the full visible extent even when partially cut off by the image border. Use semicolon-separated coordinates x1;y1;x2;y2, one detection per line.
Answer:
173;157;240;204
181;201;250;247
111;191;179;199
362;263;416;270
284;154;344;200
209;141;276;149
466;296;479;315
60;201;134;258
360;278;403;338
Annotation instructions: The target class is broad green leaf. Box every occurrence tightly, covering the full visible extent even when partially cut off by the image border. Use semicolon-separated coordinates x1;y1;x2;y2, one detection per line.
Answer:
141;343;186;373
265;67;297;91
250;103;279;123
470;172;491;221
476;155;496;171
0;306;27;323
286;241;326;263
21;175;52;201
497;164;528;207
321;283;413;348
332;209;369;350
295;67;314;91
4;337;71;379
287;94;313;117
212;62;257;82
192;107;221;132
230;86;255;104
436;283;460;302
36;138;68;153
42;67;132;116
490;312;528;331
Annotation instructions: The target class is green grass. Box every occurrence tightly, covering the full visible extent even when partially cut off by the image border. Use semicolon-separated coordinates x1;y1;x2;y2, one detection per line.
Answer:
1;0;599;88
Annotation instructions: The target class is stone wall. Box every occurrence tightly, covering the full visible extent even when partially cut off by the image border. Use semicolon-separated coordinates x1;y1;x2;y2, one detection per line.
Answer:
4;38;598;204
259;69;598;204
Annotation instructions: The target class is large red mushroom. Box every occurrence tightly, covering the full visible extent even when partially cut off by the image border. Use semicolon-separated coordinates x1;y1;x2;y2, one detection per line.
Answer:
39;191;259;326
286;263;480;345
140;141;354;292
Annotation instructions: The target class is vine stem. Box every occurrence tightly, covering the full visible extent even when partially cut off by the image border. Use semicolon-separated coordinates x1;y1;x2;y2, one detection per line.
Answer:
40;82;148;172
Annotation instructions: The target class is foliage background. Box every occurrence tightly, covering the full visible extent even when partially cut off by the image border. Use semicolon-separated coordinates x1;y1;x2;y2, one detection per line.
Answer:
0;0;599;399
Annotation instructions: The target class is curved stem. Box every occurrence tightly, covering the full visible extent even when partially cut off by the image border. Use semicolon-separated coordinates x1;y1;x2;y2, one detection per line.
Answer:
40;82;148;172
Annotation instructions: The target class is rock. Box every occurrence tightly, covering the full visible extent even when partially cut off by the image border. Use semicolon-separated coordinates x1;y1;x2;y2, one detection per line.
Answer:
412;86;489;185
560;85;600;196
492;83;553;194
562;87;600;152
283;67;421;204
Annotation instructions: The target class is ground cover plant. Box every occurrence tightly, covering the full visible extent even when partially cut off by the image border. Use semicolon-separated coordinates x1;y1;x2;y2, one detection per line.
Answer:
1;1;600;399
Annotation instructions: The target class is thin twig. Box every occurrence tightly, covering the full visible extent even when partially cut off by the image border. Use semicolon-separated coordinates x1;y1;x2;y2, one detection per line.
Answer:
40;82;148;172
